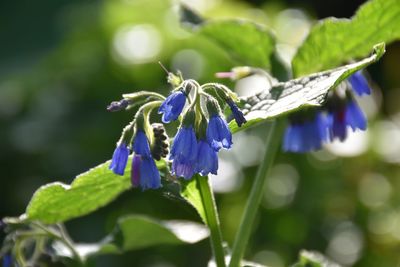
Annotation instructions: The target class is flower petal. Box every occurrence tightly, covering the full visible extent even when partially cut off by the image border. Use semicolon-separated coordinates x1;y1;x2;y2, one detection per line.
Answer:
133;130;151;157
140;157;161;190
348;71;371;96
206;115;232;151
158;91;186;123
109;142;129;175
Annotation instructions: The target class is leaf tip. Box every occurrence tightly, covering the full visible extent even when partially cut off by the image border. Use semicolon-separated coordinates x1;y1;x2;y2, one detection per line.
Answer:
373;42;386;59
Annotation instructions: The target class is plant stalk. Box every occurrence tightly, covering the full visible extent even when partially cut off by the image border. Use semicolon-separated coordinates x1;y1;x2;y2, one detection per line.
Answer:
228;119;285;267
32;222;85;266
197;175;227;267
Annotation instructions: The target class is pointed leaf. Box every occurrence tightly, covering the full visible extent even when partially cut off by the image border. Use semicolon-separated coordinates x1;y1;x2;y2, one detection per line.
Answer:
26;158;166;224
292;0;400;76
229;43;384;133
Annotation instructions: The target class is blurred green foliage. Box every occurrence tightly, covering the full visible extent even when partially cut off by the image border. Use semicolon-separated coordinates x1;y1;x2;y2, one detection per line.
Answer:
1;0;400;266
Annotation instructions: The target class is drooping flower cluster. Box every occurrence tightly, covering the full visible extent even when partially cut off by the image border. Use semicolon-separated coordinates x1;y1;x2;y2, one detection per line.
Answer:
108;118;162;190
108;74;246;190
283;71;371;152
163;89;237;180
283;112;328;152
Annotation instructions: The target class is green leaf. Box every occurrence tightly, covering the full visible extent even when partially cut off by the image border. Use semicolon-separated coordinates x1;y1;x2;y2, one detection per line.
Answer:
59;215;209;258
292;250;341;267
180;178;207;223
292;0;400;76
26;158;166;224
180;5;276;69
229;43;385;133
198;20;276;69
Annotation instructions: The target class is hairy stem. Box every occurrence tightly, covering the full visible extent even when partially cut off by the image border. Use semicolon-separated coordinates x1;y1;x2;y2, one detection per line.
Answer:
228;119;285;267
32;222;84;266
197;175;226;267
122;91;166;101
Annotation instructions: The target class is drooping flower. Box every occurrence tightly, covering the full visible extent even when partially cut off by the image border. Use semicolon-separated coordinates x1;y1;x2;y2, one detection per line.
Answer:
171;157;196;179
327;98;367;141
131;130;161;190
170;125;198;179
133;130;151;157
227;99;247;127
283;112;328;153
196;139;218;176
2;254;12;267
109;142;129;175
207;115;233;151
158;91;186;123
139;157;162;190
348;71;371;96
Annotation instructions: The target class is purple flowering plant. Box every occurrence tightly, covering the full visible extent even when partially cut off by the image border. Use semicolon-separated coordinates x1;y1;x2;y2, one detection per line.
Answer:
108;71;245;187
0;0;396;266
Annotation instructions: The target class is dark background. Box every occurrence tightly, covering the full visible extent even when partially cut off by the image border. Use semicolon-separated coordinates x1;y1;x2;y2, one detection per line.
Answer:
1;0;399;266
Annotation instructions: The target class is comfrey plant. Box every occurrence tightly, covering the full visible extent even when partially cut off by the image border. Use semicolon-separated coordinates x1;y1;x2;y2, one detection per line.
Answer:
108;71;246;189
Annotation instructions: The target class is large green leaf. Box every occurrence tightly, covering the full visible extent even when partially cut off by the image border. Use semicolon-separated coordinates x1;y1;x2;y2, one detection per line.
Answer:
26;158;166;224
180;6;276;70
48;215;209;259
292;0;400;76
229;43;385;133
72;215;209;258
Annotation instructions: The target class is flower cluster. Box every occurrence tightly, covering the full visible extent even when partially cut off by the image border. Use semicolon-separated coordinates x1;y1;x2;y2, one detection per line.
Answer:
109;122;162;190
108;75;246;190
283;71;370;152
168;99;235;179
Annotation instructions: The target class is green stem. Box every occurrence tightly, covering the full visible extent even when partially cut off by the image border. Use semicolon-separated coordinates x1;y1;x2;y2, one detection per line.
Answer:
31;237;45;263
228;119;285;267
122;91;166;101
14;239;27;267
197;175;227;267
32;222;84;266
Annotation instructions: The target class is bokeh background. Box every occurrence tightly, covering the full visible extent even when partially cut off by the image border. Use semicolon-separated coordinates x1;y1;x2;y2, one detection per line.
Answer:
1;0;400;266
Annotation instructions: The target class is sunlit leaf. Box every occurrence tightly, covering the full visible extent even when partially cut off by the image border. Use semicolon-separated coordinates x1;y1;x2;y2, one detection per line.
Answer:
229;43;385;133
26;158;166;224
55;215;209;258
292;0;400;76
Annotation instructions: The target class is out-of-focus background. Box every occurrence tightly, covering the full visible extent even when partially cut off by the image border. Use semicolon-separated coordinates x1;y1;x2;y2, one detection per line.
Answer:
1;0;400;266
